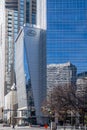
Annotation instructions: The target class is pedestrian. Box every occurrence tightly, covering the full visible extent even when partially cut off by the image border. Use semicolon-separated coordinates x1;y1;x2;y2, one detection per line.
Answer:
12;124;15;129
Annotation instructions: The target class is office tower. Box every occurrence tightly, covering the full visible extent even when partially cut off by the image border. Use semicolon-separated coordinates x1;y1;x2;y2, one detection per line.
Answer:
5;0;18;95
15;25;46;124
47;62;77;94
18;0;36;29
47;0;87;87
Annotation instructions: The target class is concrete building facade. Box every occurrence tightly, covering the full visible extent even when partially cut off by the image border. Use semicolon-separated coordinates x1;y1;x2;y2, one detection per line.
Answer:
4;87;18;124
0;0;18;122
5;0;18;95
0;0;6;108
47;62;77;94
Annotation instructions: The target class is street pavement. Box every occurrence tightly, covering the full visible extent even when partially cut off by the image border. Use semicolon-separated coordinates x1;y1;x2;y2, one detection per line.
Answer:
0;125;50;130
0;125;81;130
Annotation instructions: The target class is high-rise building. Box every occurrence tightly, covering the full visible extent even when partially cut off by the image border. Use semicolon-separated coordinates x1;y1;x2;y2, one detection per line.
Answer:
5;0;18;95
47;0;87;88
15;25;46;124
0;1;18;116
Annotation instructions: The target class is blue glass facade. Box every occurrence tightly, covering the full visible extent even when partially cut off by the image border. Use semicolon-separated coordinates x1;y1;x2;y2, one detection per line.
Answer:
47;0;87;74
19;0;24;26
24;43;35;107
15;26;46;124
14;11;18;39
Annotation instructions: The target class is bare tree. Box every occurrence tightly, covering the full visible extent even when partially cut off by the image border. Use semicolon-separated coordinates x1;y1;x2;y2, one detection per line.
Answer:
41;83;87;125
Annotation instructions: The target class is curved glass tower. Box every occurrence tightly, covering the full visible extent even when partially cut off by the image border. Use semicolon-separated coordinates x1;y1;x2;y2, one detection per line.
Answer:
15;25;46;124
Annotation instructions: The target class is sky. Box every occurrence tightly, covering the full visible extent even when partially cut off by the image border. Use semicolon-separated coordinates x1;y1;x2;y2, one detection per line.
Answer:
47;0;87;73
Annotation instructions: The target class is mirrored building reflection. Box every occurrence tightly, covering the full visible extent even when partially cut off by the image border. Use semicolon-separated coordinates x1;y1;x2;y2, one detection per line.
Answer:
47;0;87;91
15;25;46;124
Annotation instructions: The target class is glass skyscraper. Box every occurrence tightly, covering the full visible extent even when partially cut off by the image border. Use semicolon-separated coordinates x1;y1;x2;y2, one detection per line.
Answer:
47;0;87;84
18;0;36;29
15;25;46;124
